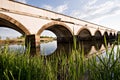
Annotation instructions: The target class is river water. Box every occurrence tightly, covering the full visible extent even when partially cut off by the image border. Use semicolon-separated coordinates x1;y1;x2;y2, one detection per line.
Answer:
1;40;115;56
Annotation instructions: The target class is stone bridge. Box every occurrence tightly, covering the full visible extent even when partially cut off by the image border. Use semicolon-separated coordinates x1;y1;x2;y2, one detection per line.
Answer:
0;0;118;53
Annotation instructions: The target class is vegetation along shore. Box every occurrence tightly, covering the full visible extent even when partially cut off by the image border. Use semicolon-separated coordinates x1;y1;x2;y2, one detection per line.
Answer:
0;37;120;80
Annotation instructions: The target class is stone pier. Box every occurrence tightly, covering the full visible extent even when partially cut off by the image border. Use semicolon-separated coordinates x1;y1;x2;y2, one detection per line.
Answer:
25;35;40;55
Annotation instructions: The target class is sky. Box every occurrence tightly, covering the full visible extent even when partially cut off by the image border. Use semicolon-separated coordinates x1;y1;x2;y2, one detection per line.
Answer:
1;0;120;39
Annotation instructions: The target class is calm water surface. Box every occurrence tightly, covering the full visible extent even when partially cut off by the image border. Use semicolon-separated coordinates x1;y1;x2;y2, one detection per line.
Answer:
1;40;115;56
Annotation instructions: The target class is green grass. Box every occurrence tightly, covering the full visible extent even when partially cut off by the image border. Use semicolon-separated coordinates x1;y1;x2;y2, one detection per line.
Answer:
0;43;87;80
0;37;120;80
87;37;120;80
87;48;120;80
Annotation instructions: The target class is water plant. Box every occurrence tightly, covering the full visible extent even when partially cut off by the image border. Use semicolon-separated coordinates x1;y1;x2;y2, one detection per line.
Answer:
87;37;120;80
0;41;87;80
0;36;120;80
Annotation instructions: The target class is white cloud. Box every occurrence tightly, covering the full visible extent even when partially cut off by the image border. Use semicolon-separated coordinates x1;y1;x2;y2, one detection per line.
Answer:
55;4;68;13
88;0;97;5
16;0;27;3
43;5;52;10
70;10;87;19
70;0;120;22
43;4;68;13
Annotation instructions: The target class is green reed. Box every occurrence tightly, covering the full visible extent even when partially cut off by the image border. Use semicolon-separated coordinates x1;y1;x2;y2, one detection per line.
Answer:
0;36;120;80
0;45;54;80
0;39;87;80
87;37;120;80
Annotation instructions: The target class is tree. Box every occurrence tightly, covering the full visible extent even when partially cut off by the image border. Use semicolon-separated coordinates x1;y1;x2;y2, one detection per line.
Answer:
6;37;10;40
17;35;25;39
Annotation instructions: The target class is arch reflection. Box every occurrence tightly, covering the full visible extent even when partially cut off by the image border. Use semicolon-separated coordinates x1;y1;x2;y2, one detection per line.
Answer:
93;41;102;51
34;36;116;57
77;41;92;55
40;41;93;57
40;41;57;56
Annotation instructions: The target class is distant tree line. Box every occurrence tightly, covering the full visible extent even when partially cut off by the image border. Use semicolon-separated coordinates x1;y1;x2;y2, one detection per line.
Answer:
17;35;25;39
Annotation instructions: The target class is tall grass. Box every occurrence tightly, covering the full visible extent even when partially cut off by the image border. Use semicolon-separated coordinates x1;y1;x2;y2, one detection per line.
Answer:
87;37;120;80
0;36;87;80
0;45;53;80
0;36;120;80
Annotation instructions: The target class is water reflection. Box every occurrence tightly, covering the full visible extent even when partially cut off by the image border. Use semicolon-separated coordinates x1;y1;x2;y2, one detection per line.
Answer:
40;40;104;56
77;41;92;55
40;41;57;55
0;43;25;53
9;44;25;50
40;40;115;56
48;42;73;57
0;40;115;57
93;41;102;51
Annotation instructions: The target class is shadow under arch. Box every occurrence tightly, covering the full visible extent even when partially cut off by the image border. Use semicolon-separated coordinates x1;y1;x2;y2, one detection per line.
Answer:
37;21;73;42
77;28;92;40
114;33;116;37
109;32;115;40
103;31;109;39
110;32;112;36
94;30;102;40
102;31;109;47
0;13;30;35
113;33;116;39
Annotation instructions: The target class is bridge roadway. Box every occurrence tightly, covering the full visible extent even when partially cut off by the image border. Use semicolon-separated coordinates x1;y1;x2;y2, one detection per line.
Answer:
0;0;118;54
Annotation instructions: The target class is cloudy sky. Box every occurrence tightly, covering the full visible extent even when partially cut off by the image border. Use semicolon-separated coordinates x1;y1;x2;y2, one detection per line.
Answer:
1;0;120;39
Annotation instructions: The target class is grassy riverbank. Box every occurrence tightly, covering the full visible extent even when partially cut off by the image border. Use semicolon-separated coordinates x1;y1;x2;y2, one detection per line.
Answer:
0;39;24;45
0;39;120;80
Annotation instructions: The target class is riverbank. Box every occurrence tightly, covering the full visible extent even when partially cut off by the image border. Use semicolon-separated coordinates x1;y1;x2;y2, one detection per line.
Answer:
0;39;24;44
40;37;56;43
0;37;56;44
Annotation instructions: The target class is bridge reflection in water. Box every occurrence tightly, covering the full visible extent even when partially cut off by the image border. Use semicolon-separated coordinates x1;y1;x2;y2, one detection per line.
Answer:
32;40;115;57
3;40;115;57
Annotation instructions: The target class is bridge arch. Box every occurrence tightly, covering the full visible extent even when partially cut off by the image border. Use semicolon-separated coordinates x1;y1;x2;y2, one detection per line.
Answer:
110;32;112;37
94;30;102;37
103;31;109;39
114;33;116;36
77;28;92;40
94;30;102;40
104;31;108;36
109;32;116;40
0;13;30;35
37;21;73;42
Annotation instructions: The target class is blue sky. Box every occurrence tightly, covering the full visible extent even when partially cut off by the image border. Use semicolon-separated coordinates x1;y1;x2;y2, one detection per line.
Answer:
1;0;120;39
